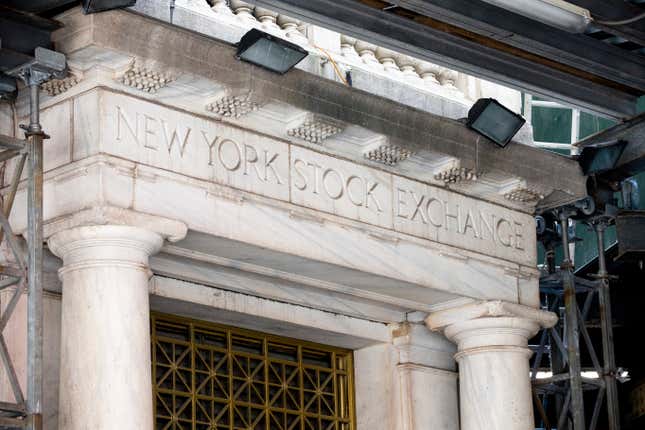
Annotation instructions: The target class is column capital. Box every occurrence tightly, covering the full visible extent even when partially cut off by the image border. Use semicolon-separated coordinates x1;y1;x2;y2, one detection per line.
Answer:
44;205;187;243
425;300;557;357
426;300;557;331
46;206;187;269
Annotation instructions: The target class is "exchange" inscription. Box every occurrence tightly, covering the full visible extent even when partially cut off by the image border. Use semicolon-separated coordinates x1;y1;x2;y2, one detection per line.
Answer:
395;187;525;250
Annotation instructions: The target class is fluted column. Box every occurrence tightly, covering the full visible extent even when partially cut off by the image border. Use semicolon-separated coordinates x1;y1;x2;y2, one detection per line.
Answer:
47;210;186;430
426;301;557;430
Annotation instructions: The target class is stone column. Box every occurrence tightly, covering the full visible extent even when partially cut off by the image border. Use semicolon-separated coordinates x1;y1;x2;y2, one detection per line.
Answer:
46;208;186;430
426;301;558;430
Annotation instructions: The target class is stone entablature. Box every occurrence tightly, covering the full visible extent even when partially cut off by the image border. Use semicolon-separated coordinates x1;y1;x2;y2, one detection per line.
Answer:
29;89;535;266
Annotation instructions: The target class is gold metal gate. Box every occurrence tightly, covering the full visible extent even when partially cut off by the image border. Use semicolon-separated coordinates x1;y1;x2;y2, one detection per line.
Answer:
151;314;355;430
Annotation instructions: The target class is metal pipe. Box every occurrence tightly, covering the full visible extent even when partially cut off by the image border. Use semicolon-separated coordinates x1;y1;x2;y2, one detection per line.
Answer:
479;0;592;33
559;211;586;430
595;221;621;430
26;81;44;430
28;83;41;135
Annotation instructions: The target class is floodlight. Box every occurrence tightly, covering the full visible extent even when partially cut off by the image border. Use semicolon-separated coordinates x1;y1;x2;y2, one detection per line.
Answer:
466;98;526;148
578;140;628;175
82;0;136;14
236;29;308;74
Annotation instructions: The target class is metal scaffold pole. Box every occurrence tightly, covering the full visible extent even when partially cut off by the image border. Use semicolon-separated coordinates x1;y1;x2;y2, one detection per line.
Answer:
594;220;620;430
25;77;44;430
559;210;586;430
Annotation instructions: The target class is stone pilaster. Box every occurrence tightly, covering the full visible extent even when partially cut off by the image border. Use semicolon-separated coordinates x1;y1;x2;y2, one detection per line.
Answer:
46;207;186;430
426;301;558;430
392;322;459;430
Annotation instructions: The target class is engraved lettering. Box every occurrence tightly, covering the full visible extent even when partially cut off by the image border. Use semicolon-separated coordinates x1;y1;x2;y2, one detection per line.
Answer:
480;212;495;241
307;162;322;195
161;119;191;157
244;144;262;179
426;197;444;228
396;188;408;219
347;176;365;207
496;218;513;247
218;139;241;171
365;181;383;213
111;104;532;261
410;192;428;224
463;209;479;238
514;221;525;250
322;168;343;200
144;115;158;151
293;158;308;190
264;151;283;184
202;132;221;166
445;202;461;234
116;106;139;144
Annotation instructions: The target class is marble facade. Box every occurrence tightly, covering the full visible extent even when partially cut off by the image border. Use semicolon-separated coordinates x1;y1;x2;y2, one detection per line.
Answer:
0;2;586;430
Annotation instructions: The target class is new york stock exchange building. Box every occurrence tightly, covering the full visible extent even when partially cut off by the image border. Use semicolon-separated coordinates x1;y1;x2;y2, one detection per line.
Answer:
0;1;588;429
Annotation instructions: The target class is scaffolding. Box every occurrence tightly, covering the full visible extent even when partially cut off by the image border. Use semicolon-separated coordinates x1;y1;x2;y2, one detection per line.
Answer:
532;210;622;430
0;48;65;430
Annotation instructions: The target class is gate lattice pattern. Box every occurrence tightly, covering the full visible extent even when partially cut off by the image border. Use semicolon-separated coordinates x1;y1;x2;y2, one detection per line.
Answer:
151;314;355;430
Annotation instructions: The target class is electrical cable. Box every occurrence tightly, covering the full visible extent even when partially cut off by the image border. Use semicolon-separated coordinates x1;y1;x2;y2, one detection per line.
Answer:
595;11;645;26
314;45;349;86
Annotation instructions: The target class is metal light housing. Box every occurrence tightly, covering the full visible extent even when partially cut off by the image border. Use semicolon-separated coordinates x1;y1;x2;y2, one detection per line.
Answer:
480;0;592;33
616;211;645;260
466;98;526;148
236;28;308;74
0;74;17;101
578;140;628;175
82;0;136;14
